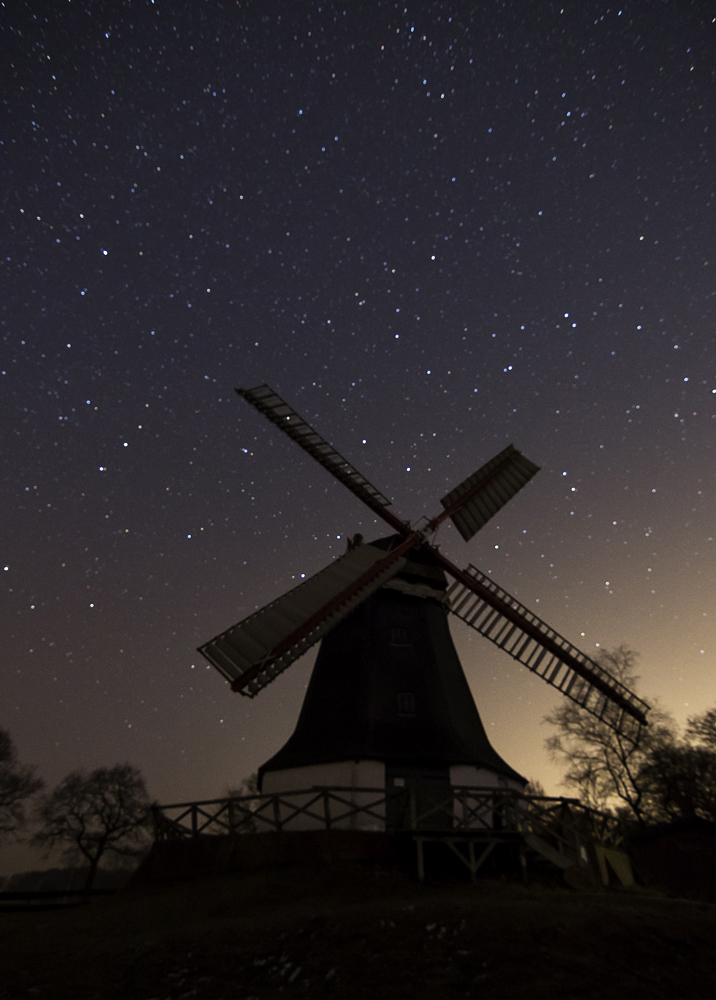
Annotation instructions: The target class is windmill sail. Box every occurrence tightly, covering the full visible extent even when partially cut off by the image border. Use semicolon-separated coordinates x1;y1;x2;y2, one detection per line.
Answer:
236;385;407;534
199;541;409;697
438;445;540;542
446;564;649;737
212;384;650;743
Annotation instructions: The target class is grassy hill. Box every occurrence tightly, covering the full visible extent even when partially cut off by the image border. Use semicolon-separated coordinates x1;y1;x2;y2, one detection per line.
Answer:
2;864;715;999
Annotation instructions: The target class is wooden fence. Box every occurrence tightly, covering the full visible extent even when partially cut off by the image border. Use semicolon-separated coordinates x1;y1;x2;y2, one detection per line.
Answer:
152;786;622;858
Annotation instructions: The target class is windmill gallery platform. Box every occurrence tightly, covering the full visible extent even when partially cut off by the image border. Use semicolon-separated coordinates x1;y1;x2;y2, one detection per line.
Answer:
147;385;649;890
139;785;634;889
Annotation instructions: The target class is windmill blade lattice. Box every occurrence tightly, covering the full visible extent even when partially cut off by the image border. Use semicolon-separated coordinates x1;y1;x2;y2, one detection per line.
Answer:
236;385;407;533
199;541;409;696
446;564;649;738
436;444;540;542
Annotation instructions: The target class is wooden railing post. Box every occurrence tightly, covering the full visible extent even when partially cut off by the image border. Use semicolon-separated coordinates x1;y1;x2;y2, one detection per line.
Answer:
416;838;425;882
567;801;585;863
191;804;198;837
272;794;282;832
151;804;161;841
492;789;503;832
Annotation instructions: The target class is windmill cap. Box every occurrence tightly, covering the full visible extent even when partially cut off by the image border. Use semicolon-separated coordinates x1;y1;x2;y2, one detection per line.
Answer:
368;533;447;590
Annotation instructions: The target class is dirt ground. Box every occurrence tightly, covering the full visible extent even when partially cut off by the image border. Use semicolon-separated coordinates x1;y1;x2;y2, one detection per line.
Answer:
2;864;715;1000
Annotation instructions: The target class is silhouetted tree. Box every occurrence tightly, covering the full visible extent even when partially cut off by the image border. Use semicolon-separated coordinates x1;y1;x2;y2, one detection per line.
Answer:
544;646;676;825
686;707;716;750
638;742;716;823
32;764;150;890
0;729;44;839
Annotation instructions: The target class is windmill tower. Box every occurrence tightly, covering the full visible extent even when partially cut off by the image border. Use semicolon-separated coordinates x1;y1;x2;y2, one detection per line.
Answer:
199;386;649;819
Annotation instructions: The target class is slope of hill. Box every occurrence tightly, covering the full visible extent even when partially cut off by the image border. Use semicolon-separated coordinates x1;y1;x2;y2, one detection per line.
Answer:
2;865;715;999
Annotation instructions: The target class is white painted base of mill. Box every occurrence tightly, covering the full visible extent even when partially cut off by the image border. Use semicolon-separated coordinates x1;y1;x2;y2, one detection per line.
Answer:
260;760;523;832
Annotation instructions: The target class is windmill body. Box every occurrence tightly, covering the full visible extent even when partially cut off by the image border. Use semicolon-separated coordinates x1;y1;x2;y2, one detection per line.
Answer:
261;537;525;820
199;385;650;833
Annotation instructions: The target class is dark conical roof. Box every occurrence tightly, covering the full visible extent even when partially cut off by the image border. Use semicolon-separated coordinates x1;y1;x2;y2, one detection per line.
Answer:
259;537;525;786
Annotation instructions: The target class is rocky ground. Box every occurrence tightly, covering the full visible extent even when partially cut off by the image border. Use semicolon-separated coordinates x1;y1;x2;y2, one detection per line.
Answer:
2;864;715;999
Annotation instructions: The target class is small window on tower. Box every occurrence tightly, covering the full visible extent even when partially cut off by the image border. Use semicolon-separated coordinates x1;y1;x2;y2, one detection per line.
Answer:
389;626;411;646
397;692;416;717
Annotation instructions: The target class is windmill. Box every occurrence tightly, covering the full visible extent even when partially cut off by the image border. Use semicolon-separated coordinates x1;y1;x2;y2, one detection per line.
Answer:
199;385;649;803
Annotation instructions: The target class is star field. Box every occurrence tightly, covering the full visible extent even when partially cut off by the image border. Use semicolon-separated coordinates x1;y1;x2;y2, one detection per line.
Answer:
2;2;715;873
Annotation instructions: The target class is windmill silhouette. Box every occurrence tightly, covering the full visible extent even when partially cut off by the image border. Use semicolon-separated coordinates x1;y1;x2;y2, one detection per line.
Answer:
199;385;649;801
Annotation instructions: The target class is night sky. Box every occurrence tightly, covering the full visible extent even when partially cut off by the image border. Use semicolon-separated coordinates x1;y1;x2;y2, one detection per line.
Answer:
3;1;715;874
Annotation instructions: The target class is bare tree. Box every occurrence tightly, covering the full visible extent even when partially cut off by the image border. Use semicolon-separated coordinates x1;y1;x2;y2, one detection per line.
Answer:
685;707;716;750
225;771;260;834
32;764;150;890
0;729;44;839
544;646;676;825
226;771;259;798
